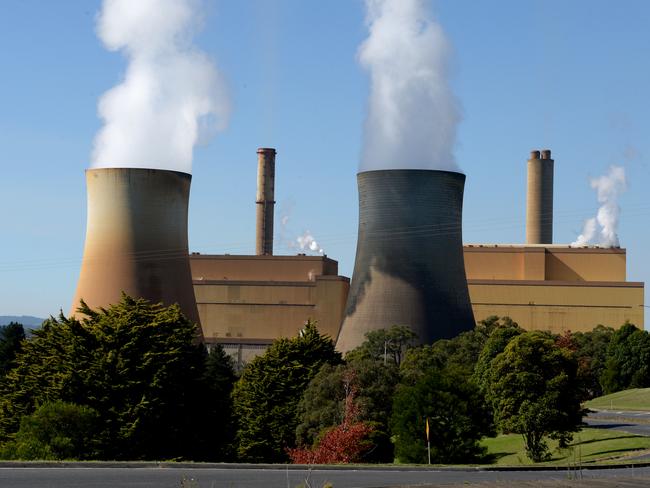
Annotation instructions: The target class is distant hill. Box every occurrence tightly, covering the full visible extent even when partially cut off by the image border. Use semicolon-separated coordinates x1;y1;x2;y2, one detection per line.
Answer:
0;316;45;328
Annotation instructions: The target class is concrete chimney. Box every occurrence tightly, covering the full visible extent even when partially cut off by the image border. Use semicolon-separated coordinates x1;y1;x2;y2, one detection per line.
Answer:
71;168;200;327
526;149;554;244
256;148;276;255
336;169;475;353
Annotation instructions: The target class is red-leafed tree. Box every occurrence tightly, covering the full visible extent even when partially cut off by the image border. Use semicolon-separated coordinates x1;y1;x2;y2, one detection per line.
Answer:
555;330;578;352
288;372;374;464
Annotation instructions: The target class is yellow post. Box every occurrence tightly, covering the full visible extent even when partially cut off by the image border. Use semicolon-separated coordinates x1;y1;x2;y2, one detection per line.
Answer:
426;417;431;465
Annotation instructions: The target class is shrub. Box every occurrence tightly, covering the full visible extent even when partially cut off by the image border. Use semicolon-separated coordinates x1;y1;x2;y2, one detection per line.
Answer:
1;401;99;460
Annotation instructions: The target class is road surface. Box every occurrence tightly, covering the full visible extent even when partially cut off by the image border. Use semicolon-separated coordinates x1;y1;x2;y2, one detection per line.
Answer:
586;409;650;437
1;465;650;488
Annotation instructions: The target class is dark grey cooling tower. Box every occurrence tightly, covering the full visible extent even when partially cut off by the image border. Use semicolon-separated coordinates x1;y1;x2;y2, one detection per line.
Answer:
336;169;475;353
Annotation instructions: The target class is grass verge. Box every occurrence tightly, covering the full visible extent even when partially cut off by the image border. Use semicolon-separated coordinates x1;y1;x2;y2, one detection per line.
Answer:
586;388;650;411
480;427;650;466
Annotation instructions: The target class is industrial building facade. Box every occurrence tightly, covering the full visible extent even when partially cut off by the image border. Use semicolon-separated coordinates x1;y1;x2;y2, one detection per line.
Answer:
192;245;643;357
72;149;643;363
191;254;349;362
465;245;643;333
189;147;643;361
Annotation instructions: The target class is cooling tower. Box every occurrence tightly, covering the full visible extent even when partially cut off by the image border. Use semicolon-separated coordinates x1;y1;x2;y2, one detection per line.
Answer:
336;169;475;353
526;149;554;244
71;168;200;326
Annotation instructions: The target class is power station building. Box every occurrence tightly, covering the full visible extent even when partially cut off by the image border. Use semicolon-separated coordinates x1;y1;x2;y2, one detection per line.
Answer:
71;149;643;364
191;254;349;362
192;245;643;361
465;245;643;333
463;149;643;333
189;148;643;362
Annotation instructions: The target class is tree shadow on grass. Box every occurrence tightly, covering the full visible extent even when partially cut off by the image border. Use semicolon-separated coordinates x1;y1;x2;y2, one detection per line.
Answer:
569;434;641;447
585;422;635;429
477;451;515;464
587;447;649;457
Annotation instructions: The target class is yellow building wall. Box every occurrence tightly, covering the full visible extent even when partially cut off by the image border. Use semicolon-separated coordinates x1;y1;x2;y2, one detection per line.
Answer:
464;246;627;282
194;276;349;342
191;254;337;281
544;249;626;281
191;254;348;343
191;247;643;350
469;280;644;333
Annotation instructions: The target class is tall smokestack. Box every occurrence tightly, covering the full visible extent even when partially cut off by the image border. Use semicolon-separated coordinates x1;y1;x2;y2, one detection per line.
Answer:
526;149;554;244
71;168;200;326
336;169;475;353
256;148;276;255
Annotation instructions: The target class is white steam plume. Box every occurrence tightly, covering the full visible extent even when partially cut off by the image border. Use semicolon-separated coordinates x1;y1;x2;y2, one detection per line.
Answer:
358;0;461;172
92;0;230;173
297;231;324;255
571;166;626;248
277;204;325;255
572;217;596;247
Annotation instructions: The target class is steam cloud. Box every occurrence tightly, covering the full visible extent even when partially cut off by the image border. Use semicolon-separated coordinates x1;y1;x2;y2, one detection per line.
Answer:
296;231;324;255
358;0;461;172
92;0;230;173
572;217;597;248
571;166;626;248
277;209;325;255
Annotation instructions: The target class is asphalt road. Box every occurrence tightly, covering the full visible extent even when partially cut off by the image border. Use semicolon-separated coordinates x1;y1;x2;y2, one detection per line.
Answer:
585;409;650;437
2;412;649;488
2;466;650;488
587;409;650;422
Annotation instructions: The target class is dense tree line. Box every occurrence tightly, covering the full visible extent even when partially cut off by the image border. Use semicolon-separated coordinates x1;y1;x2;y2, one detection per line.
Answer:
0;322;25;375
232;321;341;462
0;297;235;460
0;302;647;463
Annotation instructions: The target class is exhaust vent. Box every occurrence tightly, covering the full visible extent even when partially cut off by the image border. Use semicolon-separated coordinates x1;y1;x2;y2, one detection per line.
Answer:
526;149;554;244
256;148;276;255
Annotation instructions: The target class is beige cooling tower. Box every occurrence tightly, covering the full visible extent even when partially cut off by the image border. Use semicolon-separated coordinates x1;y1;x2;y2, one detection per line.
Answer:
70;168;200;326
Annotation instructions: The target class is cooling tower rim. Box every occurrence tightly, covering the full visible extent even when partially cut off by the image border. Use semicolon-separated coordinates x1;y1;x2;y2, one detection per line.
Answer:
85;167;192;178
357;168;465;178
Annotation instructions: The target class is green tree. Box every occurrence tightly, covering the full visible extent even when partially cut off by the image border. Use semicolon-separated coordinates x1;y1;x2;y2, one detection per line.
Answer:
390;367;492;464
0;322;25;375
399;317;511;385
473;319;522;393
0;401;100;460
232;321;341;462
295;363;343;446
202;345;237;459
0;296;224;461
600;323;650;394
560;326;613;399
295;357;399;462
486;331;584;462
345;325;417;366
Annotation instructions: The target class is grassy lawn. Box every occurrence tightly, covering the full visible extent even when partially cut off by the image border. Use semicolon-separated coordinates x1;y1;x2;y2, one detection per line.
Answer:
586;388;650;411
480;427;650;466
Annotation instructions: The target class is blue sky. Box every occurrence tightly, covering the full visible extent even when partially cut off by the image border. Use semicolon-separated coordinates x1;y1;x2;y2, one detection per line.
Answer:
1;0;649;319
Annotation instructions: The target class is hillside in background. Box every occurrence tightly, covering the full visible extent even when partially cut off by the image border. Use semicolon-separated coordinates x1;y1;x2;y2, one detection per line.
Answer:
0;316;45;328
586;388;650;412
